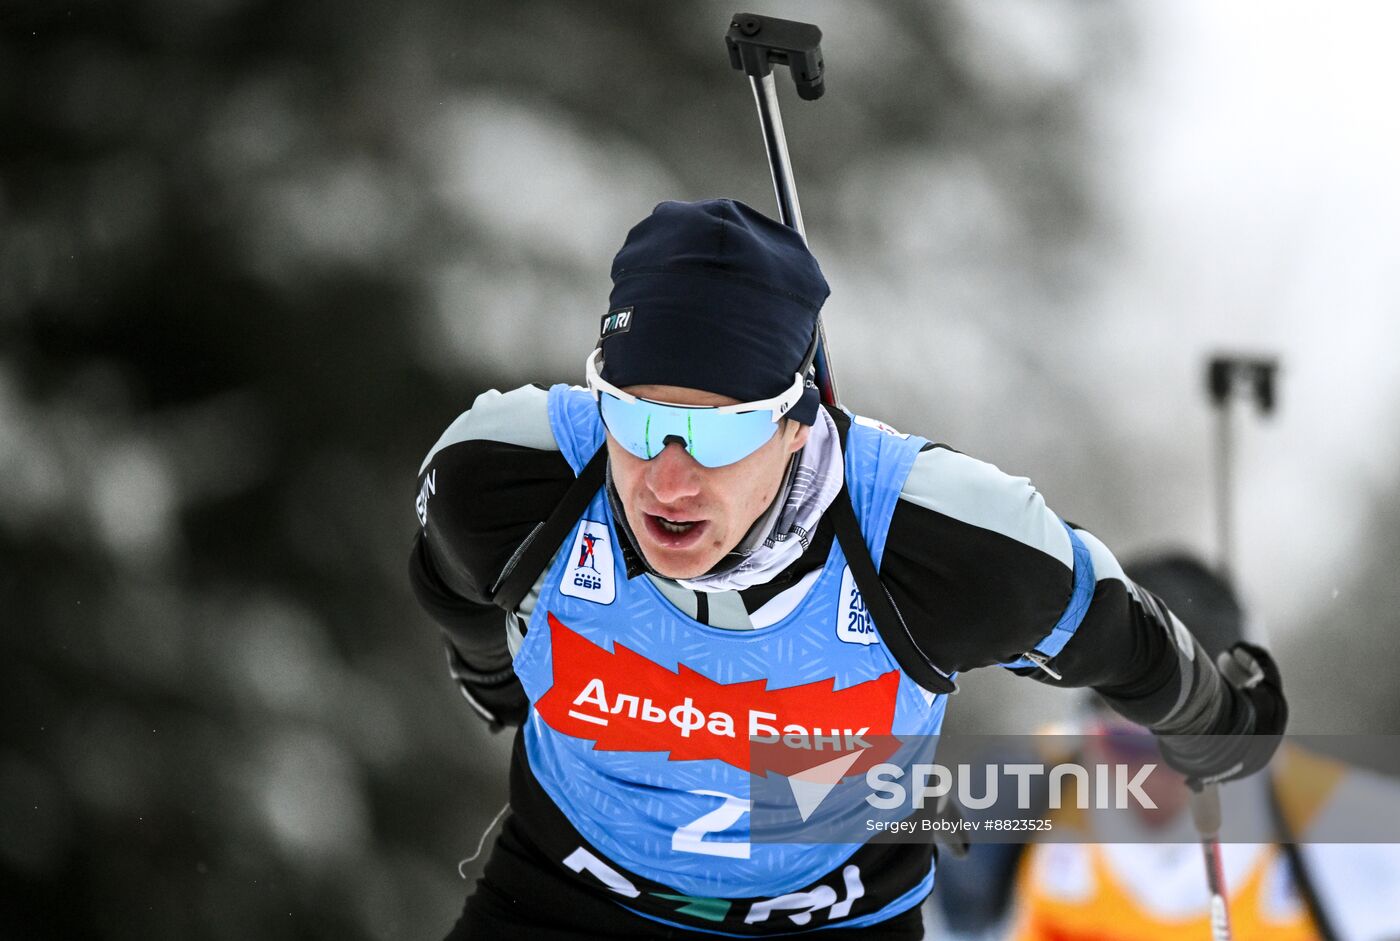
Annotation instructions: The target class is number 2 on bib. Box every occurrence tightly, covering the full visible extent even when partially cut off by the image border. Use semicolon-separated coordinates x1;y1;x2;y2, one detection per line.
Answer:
672;789;751;859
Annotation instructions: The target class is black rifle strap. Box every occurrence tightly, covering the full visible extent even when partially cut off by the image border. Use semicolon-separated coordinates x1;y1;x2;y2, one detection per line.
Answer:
824;405;955;695
1267;771;1340;941
827;485;956;695
490;444;608;616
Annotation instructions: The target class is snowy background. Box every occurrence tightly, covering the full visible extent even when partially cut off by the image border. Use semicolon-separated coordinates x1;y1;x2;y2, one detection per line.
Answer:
3;0;1398;937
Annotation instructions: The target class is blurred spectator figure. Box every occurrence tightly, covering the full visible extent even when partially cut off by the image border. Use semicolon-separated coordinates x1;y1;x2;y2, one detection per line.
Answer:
929;552;1400;941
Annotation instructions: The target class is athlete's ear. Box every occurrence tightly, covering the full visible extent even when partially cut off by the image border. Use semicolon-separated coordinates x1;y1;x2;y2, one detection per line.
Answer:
785;421;811;454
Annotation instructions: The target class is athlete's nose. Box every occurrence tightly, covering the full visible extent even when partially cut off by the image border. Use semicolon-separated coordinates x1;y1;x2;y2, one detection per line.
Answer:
644;440;703;504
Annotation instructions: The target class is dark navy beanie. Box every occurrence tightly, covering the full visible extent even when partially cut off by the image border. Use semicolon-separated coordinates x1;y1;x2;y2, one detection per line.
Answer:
598;198;828;425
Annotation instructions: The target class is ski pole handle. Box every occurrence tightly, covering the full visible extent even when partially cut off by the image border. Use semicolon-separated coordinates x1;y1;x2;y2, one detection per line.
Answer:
726;13;825;100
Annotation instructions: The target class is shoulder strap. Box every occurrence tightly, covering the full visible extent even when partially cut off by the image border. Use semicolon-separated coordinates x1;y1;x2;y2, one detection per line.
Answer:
828;488;957;695
490;444;608;614
827;408;957;694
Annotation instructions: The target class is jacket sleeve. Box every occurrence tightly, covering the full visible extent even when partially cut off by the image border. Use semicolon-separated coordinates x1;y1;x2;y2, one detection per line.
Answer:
408;385;574;720
879;443;1249;737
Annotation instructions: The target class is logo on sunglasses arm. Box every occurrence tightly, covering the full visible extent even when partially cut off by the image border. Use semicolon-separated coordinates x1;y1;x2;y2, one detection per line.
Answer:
561;519;616;604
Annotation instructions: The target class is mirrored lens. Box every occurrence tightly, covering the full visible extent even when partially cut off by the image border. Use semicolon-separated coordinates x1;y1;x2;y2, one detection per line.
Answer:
598;393;779;468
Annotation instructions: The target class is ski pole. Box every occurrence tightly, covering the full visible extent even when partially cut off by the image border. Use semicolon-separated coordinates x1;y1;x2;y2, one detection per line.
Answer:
725;12;839;407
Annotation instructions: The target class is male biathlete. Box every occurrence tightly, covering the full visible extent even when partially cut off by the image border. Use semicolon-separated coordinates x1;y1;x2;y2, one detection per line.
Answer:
409;198;1287;939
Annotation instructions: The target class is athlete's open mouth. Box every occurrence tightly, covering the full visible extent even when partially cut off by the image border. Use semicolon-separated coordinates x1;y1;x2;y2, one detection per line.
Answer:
644;513;708;548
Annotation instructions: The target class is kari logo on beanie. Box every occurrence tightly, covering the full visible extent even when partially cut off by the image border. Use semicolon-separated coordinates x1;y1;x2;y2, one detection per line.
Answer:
600;307;633;340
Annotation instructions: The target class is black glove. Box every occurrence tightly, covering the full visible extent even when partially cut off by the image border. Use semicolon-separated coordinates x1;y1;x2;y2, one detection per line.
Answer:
1156;642;1287;790
444;641;529;732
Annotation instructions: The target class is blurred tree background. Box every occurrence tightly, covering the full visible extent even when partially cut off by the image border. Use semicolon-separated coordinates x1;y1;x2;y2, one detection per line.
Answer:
3;0;1397;938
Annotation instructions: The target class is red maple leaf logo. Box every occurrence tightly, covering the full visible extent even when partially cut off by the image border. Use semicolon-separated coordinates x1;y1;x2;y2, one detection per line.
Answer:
534;612;901;773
